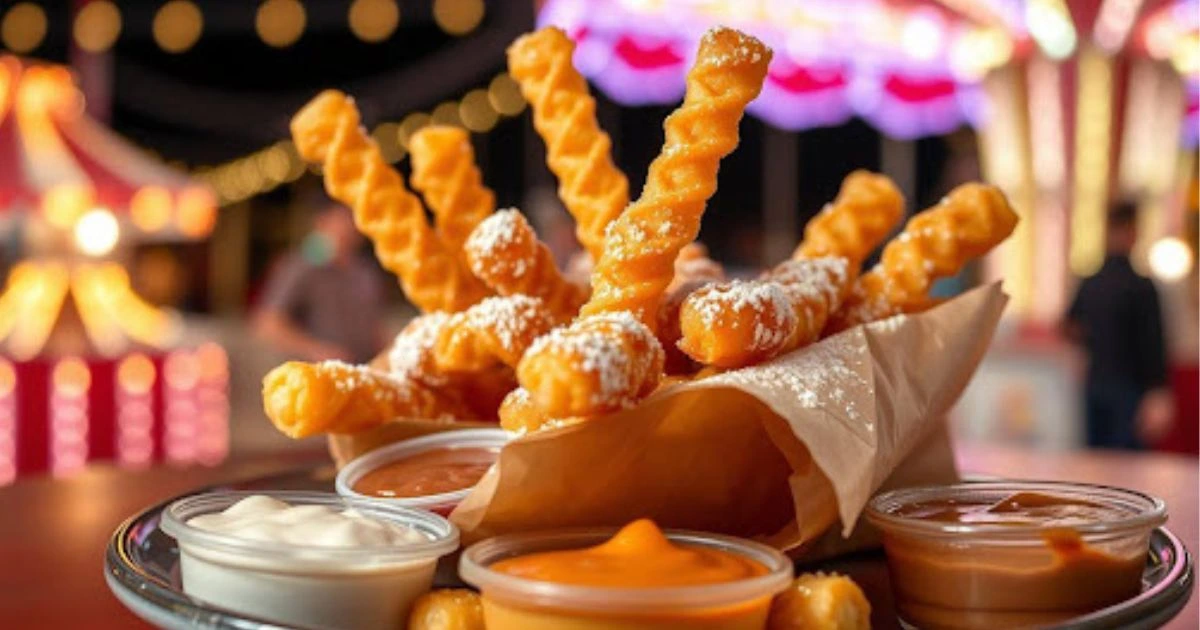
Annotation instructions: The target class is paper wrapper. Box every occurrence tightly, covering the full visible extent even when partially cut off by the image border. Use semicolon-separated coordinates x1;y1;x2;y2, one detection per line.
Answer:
450;283;1008;552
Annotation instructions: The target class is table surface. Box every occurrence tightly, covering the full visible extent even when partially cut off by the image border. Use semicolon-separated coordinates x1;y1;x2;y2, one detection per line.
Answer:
0;443;1195;629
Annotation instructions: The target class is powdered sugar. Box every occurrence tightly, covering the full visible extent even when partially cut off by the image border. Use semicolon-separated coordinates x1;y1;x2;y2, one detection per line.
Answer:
465;209;533;278
688;280;796;352
457;295;551;356
388;312;450;384
767;257;849;310
527;311;660;407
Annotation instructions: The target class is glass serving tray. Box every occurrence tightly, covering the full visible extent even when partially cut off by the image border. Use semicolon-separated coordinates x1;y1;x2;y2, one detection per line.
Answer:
105;466;1194;630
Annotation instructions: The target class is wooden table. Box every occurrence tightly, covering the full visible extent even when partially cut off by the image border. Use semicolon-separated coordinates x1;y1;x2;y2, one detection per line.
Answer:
0;444;1194;629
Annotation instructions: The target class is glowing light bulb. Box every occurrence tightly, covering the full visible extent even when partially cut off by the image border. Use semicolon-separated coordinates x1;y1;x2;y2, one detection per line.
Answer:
74;208;120;257
1147;237;1194;282
902;13;944;62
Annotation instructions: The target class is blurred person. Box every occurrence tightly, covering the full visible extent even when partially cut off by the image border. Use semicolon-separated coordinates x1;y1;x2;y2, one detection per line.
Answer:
1064;202;1172;450
253;203;384;363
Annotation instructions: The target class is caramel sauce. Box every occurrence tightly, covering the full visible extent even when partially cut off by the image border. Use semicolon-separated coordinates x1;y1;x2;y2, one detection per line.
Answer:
883;492;1145;630
352;446;496;498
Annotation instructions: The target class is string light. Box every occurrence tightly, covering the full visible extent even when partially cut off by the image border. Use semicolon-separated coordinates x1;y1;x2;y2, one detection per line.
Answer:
73;1;122;53
434;0;485;36
431;100;462;127
459;89;498;132
488;73;526;116
372;122;403;163
153;0;204;54
349;0;399;43
256;0;306;48
397;112;431;148
190;72;525;205
177;187;217;237
1;3;47;54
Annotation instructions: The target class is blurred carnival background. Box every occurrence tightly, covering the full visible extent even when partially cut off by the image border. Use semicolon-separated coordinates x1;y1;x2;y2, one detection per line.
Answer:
0;0;1196;484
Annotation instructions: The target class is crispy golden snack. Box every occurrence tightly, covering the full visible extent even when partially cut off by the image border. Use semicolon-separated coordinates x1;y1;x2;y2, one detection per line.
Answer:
409;126;495;265
767;573;871;630
262;361;473;439
508;27;629;261
678;257;850;369
291;91;488;313
829;183;1018;330
498;387;584;435
407;589;485;630
432;295;557;373
464;209;587;322
793;170;905;269
659;243;726;371
517;311;665;417
580;27;772;328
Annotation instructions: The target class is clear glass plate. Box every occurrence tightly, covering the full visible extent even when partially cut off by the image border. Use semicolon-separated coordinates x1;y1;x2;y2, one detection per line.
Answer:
105;467;1194;630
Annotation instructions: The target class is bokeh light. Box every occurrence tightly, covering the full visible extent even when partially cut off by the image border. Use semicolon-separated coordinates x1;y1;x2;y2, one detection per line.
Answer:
431;101;462;127
153;0;204;54
52;358;92;398
130;186;172;232
459;89;498;132
433;0;484;36
73;1;122;53
1147;237;1194;282
74;208;120;257
117;354;157;395
1;3;47;54
488;73;526;116
349;0;399;43
256;0;306;48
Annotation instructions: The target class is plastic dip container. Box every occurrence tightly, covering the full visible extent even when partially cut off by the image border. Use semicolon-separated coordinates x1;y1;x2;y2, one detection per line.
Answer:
336;428;509;515
161;491;459;630
866;481;1166;630
459;525;793;630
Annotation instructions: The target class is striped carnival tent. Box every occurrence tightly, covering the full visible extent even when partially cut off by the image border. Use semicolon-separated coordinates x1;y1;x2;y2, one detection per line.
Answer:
0;55;215;238
0;56;228;483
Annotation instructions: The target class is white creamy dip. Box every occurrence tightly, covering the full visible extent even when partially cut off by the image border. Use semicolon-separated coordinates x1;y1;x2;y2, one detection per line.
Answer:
187;494;428;547
164;492;457;630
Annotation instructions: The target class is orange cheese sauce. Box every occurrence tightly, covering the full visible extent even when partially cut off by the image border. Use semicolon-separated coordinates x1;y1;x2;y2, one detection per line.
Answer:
491;519;767;588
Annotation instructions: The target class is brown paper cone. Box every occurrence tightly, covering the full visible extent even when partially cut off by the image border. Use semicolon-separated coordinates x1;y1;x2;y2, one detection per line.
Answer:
451;283;1007;551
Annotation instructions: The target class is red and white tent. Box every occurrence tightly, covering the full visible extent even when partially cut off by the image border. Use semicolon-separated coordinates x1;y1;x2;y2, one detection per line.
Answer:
0;55;215;238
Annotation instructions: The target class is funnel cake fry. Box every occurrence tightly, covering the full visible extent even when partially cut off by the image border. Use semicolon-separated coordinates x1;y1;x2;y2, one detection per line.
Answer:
517;311;664;417
830;183;1018;330
290;91;488;313
262;360;473;439
508;27;629;261
409;126;496;265
580;27;772;328
793;170;905;269
432;295;557;374
465;209;588;322
659;243;726;374
678;257;850;369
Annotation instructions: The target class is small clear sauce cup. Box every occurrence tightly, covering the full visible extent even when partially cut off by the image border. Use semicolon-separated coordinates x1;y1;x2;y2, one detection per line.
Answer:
161;490;459;630
335;428;509;515
459;527;793;630
866;481;1166;630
